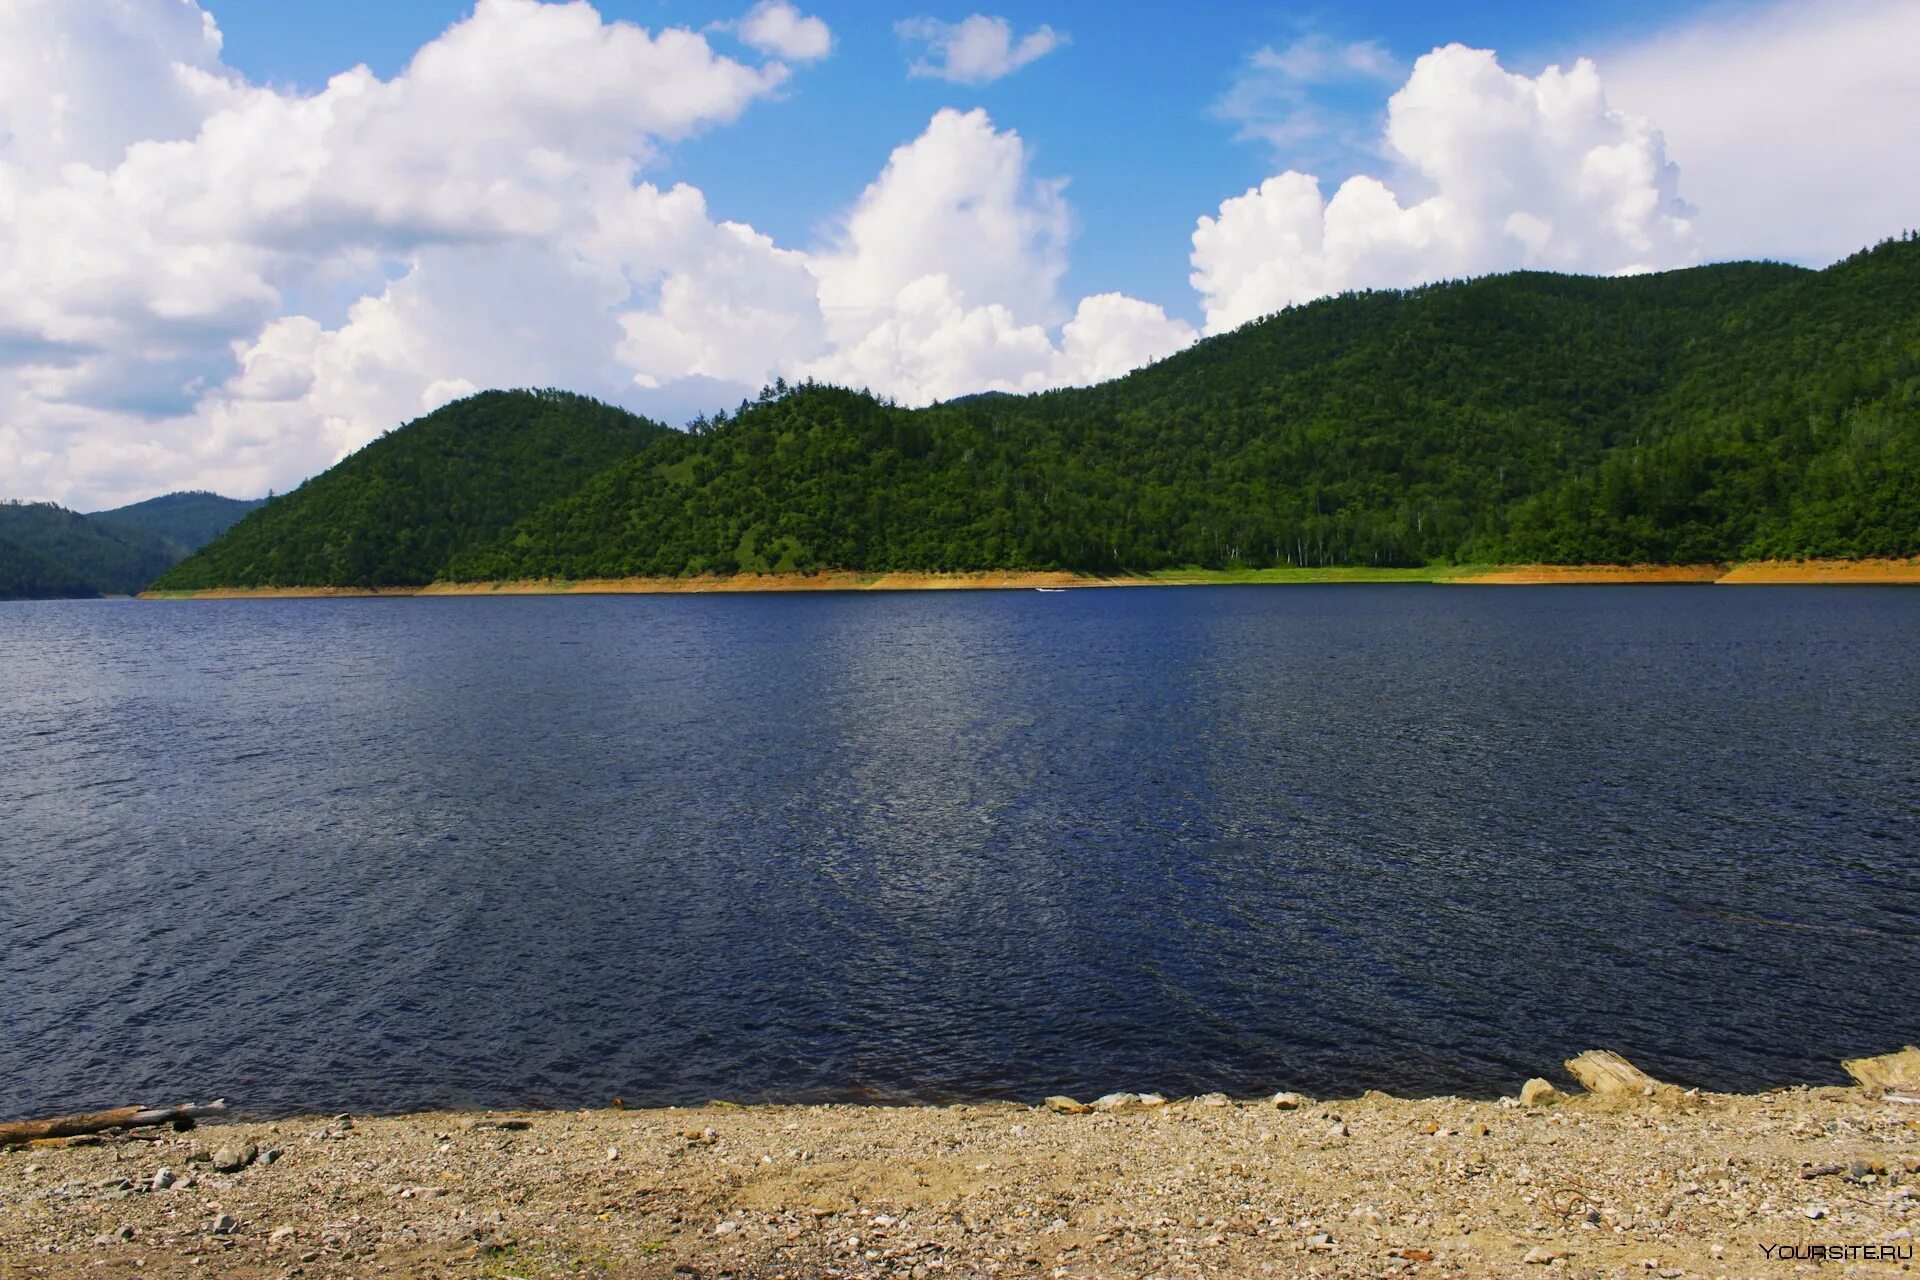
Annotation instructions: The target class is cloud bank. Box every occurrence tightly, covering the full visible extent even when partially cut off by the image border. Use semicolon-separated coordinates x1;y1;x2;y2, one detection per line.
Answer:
1600;0;1920;266
0;0;1182;507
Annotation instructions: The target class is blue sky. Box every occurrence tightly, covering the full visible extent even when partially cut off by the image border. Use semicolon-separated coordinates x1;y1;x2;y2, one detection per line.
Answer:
2;0;1914;506
207;0;1724;314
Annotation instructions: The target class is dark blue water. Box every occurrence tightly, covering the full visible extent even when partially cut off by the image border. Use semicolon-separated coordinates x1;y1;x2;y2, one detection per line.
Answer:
1;587;1915;1119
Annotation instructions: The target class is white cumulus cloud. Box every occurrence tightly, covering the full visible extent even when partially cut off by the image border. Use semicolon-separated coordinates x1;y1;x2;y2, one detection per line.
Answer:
896;14;1067;85
1192;44;1697;333
726;0;832;62
795;108;1191;403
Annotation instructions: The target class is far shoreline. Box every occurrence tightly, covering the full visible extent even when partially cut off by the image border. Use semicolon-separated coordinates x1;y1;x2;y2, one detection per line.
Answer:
136;557;1920;599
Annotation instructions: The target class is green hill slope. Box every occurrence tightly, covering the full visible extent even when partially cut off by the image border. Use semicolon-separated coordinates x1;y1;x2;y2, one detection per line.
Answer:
156;390;673;590
445;235;1920;580
0;502;181;596
90;491;264;553
0;534;100;600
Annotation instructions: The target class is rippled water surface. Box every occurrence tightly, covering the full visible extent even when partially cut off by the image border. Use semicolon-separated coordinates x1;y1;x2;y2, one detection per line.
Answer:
1;587;1915;1118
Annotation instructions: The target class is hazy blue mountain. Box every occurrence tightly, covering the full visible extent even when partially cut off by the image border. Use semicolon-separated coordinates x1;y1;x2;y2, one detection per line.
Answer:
89;491;265;553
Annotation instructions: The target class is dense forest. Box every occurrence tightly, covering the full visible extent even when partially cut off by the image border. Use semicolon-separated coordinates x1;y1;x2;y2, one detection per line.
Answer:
163;235;1920;589
90;491;265;553
0;535;100;599
154;390;673;590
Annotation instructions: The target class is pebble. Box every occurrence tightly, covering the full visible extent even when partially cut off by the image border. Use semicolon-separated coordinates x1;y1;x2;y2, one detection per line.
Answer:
1522;1245;1559;1264
1270;1092;1308;1110
209;1213;237;1235
270;1225;297;1245
1044;1096;1091;1114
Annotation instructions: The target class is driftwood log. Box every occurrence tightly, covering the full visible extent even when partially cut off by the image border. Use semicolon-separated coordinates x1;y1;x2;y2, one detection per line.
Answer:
0;1100;227;1147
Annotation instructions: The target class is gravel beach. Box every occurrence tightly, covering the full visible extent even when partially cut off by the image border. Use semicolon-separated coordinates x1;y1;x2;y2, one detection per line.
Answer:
3;1080;1915;1280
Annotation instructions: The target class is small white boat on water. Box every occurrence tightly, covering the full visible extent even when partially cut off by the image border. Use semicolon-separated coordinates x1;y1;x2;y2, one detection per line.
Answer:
1035;586;1066;593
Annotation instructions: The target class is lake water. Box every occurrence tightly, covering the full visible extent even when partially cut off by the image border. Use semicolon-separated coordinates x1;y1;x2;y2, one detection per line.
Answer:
1;587;1914;1120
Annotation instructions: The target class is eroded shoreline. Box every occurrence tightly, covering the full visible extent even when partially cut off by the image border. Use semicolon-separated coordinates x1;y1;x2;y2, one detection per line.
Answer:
138;558;1920;599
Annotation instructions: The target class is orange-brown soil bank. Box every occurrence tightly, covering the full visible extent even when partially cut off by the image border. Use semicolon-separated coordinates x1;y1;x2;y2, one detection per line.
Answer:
1717;557;1920;584
413;570;1118;595
1451;564;1725;584
141;559;1920;599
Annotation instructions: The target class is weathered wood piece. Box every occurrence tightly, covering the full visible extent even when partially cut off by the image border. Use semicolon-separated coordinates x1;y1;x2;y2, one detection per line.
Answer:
1842;1046;1920;1093
1565;1050;1663;1095
0;1100;227;1147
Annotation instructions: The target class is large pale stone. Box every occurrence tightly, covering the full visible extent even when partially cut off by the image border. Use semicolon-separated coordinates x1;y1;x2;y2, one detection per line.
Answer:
1564;1050;1662;1095
1842;1046;1920;1092
1519;1078;1562;1107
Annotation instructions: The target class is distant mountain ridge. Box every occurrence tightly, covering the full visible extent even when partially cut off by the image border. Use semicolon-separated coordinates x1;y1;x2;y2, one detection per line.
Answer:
0;502;180;598
0;492;262;601
153;232;1920;590
89;491;265;554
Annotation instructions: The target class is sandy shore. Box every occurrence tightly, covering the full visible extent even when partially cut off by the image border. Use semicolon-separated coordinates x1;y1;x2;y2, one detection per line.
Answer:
3;1083;1914;1280
140;559;1920;599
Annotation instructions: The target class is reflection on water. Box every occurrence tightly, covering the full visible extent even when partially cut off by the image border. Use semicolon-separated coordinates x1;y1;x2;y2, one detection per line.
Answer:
1;586;1916;1118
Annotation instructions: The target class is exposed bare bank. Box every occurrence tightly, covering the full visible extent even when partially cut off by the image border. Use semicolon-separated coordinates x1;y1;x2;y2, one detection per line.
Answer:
138;558;1920;598
4;1083;1915;1280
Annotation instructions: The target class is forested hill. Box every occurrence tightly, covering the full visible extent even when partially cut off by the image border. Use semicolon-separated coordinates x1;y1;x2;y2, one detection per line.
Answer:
162;234;1920;590
448;235;1920;580
155;390;674;590
89;491;264;553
